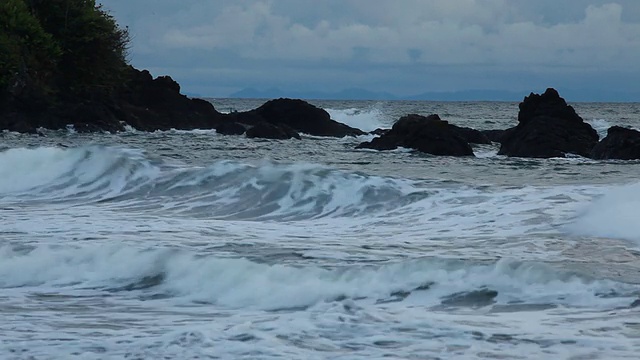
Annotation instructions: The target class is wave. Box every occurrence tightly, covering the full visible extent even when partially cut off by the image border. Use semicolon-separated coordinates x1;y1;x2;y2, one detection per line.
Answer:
566;182;640;243
0;146;427;220
0;146;160;200
326;106;388;132
0;244;634;311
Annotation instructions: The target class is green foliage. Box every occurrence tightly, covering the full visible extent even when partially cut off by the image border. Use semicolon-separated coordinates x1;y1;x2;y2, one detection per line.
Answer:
0;0;130;100
0;0;59;92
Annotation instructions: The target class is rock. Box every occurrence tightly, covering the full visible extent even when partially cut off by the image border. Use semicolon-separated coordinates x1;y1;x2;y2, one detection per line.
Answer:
215;121;246;135
481;128;515;144
369;128;389;136
0;67;223;133
451;125;491;144
498;88;598;158
591;126;640;160
117;67;222;131
246;122;301;140
251;98;365;137
68;101;124;133
356;114;474;156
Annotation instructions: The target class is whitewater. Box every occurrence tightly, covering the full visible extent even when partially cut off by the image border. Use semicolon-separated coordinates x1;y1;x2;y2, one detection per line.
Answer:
1;100;640;359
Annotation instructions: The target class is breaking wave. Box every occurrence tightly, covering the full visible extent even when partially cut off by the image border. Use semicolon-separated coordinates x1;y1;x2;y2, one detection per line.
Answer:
0;146;426;220
0;244;634;311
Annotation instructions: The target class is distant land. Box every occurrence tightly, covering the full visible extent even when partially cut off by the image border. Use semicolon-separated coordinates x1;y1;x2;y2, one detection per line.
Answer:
227;87;640;102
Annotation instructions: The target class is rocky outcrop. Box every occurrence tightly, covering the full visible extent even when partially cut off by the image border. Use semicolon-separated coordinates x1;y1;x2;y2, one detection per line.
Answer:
591;126;640;160
215;121;246;135
481;128;515;144
498;88;598;158
115;68;222;131
356;114;474;156
1;68;368;138
228;98;365;137
451;125;491;144
0;67;224;133
246;122;301;140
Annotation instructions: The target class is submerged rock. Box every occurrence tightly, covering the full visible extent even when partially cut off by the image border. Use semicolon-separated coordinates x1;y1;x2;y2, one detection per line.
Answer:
591;126;640;160
356;114;474;156
498;88;598;158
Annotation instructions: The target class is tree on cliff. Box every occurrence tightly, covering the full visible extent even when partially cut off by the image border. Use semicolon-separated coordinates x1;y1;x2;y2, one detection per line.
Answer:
0;0;130;104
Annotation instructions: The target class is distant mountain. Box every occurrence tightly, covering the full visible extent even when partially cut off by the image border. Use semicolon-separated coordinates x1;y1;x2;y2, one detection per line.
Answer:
408;89;526;102
229;87;396;100
228;87;522;101
228;87;640;102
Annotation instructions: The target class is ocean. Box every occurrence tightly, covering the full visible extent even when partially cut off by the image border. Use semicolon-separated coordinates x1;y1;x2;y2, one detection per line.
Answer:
1;99;640;359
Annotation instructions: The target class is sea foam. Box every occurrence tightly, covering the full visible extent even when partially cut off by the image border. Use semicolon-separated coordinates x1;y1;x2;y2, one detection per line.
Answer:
0;244;632;311
567;182;640;243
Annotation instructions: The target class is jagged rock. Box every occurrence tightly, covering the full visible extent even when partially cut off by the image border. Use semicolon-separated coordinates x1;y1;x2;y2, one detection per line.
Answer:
591;126;640;160
246;122;301;140
356;114;474;156
215;121;246;135
117;68;222;131
498;88;598;158
0;67;223;133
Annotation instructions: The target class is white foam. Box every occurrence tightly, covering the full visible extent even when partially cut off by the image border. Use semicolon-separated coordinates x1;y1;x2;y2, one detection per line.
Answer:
567;182;640;243
0;147;84;193
0;244;632;311
326;106;388;132
0;146;160;200
586;118;612;138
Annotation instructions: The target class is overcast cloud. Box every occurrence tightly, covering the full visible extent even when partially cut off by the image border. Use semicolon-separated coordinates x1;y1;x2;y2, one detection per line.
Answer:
105;0;640;100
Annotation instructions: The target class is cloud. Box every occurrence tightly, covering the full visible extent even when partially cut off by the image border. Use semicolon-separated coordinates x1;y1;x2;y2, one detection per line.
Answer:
104;0;640;97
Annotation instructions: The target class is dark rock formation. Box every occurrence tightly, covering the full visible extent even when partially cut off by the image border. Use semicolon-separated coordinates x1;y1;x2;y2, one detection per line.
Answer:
246;122;301;140
229;98;365;137
116;68;222;131
591;126;640;160
498;88;598;158
215;121;246;135
0;67;223;133
369;128;389;136
481;128;516;144
1;70;364;137
451;125;491;144
356;114;474;156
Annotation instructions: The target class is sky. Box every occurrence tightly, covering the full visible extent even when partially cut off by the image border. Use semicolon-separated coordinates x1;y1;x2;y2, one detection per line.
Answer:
104;0;640;100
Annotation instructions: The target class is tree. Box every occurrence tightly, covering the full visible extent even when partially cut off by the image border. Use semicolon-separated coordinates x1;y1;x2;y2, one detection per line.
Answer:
0;0;130;102
0;0;59;97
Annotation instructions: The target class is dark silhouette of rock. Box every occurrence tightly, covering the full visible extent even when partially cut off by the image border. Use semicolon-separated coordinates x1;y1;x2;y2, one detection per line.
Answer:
356;114;474;156
369;128;389;136
591;126;640;160
248;98;365;137
117;68;222;131
215;121;246;135
451;125;491;144
498;88;598;158
0;67;224;133
246;122;301;140
481;128;515;144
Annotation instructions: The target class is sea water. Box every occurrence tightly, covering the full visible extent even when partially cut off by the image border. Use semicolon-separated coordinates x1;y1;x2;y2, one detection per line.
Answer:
1;100;640;359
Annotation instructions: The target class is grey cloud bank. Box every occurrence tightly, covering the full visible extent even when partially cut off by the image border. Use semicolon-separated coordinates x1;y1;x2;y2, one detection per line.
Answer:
106;0;640;101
